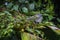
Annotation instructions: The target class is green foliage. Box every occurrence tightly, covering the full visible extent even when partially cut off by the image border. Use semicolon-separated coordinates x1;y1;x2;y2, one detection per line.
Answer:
22;7;28;14
0;0;60;40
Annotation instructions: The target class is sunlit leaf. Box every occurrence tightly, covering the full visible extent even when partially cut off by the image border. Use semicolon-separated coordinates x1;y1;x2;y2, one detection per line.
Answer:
22;7;28;14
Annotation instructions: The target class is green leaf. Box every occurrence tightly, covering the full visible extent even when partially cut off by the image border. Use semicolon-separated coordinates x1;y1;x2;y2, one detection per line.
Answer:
48;15;53;20
11;4;19;11
29;3;35;10
4;11;11;15
19;0;25;3
22;7;28;14
21;32;30;40
57;18;60;23
7;2;13;9
0;13;5;16
7;23;14;29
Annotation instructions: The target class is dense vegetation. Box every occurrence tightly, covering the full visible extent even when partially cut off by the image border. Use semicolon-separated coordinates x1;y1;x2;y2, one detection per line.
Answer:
0;0;60;40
